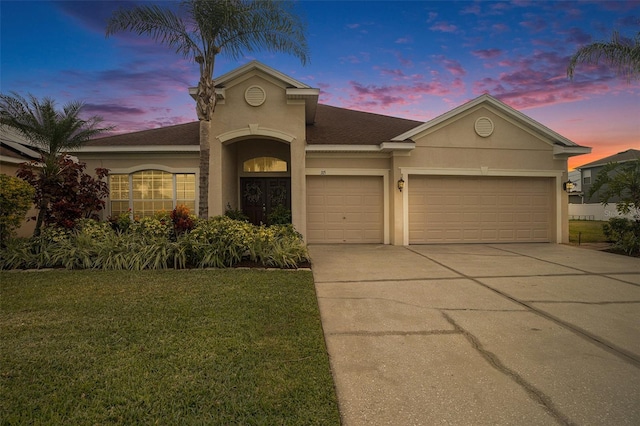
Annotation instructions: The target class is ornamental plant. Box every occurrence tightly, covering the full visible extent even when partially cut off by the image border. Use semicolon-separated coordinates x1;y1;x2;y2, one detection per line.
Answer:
16;156;109;233
171;204;196;236
0;174;35;245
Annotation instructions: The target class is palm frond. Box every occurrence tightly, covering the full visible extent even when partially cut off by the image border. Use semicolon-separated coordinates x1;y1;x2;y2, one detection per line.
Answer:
106;4;200;59
567;30;640;81
0;92;112;155
215;0;309;64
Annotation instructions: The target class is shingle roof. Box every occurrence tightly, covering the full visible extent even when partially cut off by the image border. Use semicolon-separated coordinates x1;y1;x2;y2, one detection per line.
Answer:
84;104;423;148
577;149;640;169
86;121;200;147
306;104;422;145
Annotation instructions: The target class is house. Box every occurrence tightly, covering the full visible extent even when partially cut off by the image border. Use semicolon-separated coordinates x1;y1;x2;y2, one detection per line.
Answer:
73;61;590;244
569;149;640;220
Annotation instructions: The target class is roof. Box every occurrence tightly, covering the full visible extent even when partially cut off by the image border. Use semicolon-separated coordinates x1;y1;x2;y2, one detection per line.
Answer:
576;149;640;169
83;121;200;150
0;127;42;164
392;94;591;158
306;104;422;145
80;104;421;151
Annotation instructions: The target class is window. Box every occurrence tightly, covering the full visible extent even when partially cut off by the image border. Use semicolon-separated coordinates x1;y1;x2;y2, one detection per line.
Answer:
243;157;287;172
583;170;591;185
110;171;196;218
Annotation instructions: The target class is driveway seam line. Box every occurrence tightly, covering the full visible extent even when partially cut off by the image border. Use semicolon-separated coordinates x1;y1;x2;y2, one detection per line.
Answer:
490;245;640;288
406;247;640;368
441;311;575;426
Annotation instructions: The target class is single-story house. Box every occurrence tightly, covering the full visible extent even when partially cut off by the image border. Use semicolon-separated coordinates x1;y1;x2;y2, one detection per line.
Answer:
42;61;591;244
569;148;639;220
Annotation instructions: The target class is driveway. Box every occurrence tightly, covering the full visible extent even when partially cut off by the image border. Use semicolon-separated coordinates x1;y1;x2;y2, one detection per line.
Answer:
309;244;640;425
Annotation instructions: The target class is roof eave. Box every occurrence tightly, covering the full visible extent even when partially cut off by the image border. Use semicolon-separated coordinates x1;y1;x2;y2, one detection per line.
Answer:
553;144;592;159
306;141;415;153
76;145;200;153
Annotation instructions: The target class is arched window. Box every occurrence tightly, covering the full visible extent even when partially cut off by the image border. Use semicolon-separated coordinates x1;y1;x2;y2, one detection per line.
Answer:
243;157;287;173
109;170;195;218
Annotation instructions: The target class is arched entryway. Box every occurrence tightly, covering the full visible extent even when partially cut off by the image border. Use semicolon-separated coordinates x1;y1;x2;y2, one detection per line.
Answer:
233;139;291;225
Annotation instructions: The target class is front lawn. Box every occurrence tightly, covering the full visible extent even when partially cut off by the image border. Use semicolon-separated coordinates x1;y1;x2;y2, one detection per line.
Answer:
0;269;340;425
568;220;608;244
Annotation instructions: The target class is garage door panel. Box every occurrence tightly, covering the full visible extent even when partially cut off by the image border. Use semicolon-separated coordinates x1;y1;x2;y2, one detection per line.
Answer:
306;175;384;244
409;176;552;244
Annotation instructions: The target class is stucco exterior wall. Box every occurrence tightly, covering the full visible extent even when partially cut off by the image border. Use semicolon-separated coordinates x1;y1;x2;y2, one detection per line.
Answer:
209;72;308;231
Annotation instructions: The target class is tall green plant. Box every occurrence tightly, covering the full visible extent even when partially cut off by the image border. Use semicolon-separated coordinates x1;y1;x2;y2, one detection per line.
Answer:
0;174;34;244
0;93;112;235
106;0;309;218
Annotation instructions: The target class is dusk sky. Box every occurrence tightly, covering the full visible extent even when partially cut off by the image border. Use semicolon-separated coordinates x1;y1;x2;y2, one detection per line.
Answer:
1;1;639;170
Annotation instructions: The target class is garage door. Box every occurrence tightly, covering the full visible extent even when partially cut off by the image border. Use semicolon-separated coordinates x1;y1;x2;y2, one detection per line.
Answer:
409;176;552;243
307;175;384;243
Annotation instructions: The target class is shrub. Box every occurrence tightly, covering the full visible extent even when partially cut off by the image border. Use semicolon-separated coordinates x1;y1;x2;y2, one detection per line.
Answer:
603;217;640;256
0;215;310;270
0;174;35;245
225;203;249;222
0;174;35;246
185;216;253;268
17;156;109;234
268;205;292;225
171;204;196;236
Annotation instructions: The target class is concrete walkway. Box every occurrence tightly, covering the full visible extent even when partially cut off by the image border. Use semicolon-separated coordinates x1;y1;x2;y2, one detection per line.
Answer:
309;244;640;425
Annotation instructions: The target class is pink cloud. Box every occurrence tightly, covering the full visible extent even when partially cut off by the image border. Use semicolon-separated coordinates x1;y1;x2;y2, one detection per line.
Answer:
433;56;467;77
429;22;459;33
471;48;503;59
395;37;412;44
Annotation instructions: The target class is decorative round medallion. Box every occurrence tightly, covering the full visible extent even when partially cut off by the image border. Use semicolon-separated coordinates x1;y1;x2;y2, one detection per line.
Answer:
245;85;266;106
474;117;494;137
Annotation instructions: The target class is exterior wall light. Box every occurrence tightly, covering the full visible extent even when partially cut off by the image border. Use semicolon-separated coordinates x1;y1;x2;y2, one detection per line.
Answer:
397;177;405;192
563;181;575;192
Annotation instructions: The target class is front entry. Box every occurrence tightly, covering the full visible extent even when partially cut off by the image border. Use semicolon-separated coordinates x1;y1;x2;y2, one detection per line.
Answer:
240;177;291;225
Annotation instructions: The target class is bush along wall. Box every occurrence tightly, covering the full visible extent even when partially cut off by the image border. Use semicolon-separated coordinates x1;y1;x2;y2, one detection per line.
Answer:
0;215;309;271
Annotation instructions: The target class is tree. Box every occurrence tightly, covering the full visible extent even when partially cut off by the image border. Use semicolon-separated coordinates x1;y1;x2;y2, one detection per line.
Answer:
106;0;309;218
0;93;112;235
588;159;640;256
567;29;640;82
588;159;640;217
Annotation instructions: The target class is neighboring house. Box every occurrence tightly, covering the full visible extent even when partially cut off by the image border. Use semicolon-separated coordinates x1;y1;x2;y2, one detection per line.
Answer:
0;127;42;237
72;61;590;244
569;149;640;220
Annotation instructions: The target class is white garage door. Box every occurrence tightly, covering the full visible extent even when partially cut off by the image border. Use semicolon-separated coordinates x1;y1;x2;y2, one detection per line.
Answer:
409;176;552;243
307;175;384;243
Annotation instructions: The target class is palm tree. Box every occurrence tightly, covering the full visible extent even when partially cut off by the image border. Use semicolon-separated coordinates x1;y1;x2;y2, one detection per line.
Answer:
106;0;309;218
567;29;640;82
0;92;112;235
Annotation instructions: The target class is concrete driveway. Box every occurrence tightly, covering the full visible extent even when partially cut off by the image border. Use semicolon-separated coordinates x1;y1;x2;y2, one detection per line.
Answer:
309;244;640;425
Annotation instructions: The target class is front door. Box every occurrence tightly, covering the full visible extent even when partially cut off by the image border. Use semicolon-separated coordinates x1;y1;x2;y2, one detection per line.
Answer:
241;177;291;225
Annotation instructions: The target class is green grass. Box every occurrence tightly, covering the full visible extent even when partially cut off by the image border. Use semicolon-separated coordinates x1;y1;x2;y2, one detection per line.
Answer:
0;270;340;425
569;220;609;244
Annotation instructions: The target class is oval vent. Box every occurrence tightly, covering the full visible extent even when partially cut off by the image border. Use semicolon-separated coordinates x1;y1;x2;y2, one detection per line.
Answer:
245;85;266;106
474;117;494;137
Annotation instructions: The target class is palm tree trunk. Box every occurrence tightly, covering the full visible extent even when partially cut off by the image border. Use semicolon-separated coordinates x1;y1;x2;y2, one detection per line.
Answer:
198;119;210;218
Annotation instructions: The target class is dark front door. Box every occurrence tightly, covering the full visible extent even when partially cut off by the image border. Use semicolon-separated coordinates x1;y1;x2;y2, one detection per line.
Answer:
241;177;291;225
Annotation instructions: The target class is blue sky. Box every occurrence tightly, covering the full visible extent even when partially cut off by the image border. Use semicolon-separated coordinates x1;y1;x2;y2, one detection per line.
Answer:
1;0;639;169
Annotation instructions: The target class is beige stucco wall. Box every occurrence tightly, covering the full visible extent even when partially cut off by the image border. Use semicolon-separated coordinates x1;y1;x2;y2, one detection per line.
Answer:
209;72;308;232
389;105;569;244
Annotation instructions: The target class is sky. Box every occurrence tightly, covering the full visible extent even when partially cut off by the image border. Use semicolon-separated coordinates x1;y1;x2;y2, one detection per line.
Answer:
1;1;639;170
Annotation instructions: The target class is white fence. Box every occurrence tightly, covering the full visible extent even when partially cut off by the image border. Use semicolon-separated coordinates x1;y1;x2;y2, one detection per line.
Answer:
568;203;636;221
